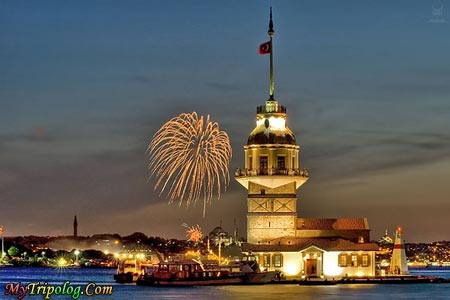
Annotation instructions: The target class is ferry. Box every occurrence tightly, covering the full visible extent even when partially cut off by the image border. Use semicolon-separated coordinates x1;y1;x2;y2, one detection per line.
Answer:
114;252;157;283
136;259;276;286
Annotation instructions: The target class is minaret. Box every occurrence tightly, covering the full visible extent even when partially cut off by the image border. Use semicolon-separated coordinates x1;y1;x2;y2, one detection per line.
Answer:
390;227;409;275
0;225;4;262
73;215;78;239
233;218;238;243
235;8;308;244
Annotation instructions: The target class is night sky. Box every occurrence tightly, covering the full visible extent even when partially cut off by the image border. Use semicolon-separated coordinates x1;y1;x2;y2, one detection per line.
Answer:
1;1;450;242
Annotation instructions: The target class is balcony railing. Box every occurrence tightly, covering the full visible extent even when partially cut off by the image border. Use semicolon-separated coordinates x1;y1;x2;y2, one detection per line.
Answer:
235;167;309;178
257;105;286;114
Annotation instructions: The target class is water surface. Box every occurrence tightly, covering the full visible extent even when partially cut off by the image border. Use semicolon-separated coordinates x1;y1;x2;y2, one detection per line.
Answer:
1;267;449;300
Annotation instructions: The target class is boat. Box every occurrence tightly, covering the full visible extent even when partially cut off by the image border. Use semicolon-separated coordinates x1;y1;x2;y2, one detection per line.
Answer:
114;258;142;283
136;260;244;286
136;259;276;286
238;258;277;284
114;253;157;283
244;271;278;284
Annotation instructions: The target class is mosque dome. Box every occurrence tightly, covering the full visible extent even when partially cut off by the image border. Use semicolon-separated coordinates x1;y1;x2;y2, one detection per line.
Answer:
209;226;227;236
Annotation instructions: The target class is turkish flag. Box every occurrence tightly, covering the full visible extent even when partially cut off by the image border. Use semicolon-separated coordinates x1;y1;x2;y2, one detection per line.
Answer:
258;41;271;55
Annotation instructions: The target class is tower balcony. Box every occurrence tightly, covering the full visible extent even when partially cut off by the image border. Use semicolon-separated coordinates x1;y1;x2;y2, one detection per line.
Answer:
235;167;309;190
235;167;308;177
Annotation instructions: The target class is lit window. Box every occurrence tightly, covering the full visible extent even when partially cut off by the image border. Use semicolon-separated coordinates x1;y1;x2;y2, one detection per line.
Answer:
362;255;370;267
338;254;347;267
263;254;270;267
351;255;358;267
273;254;283;267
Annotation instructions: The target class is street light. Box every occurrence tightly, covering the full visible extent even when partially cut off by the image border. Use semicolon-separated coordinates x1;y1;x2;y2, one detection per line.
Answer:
74;250;80;266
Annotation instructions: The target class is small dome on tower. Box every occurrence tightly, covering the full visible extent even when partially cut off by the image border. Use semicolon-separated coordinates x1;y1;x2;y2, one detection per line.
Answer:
246;103;298;146
247;130;297;145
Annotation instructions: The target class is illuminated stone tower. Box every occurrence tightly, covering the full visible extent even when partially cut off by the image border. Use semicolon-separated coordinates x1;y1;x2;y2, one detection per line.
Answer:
235;8;308;244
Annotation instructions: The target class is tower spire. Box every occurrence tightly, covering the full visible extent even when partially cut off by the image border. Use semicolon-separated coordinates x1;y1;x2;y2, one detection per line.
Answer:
268;7;275;100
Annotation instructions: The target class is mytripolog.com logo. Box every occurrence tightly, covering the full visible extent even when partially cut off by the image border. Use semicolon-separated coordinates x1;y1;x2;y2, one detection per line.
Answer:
4;281;113;300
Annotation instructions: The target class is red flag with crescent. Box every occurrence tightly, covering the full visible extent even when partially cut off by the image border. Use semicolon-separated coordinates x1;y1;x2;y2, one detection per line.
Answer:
258;41;271;55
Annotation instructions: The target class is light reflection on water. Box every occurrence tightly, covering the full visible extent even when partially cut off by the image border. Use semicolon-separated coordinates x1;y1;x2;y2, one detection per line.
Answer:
1;267;450;300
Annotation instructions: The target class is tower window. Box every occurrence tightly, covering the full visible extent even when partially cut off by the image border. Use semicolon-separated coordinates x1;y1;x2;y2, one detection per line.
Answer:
259;157;268;175
277;156;286;170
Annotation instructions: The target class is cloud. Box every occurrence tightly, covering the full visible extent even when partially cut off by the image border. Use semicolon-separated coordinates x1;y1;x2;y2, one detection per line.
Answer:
300;128;450;182
0;126;53;146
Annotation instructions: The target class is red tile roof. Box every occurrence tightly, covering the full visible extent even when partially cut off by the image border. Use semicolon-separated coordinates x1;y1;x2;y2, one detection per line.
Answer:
296;218;368;230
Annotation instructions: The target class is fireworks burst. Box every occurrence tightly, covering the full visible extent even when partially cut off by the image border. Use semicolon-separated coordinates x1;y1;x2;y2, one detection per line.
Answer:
148;112;232;216
183;223;203;242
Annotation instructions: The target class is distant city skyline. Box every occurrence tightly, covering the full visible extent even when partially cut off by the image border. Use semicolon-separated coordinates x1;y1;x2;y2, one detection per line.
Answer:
1;1;450;242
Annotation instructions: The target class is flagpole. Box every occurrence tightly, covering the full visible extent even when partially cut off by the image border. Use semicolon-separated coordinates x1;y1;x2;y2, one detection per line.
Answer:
268;7;275;100
1;235;4;263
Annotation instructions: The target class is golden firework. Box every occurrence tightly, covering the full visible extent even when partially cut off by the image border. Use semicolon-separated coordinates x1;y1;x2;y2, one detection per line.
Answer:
148;112;232;216
183;224;203;242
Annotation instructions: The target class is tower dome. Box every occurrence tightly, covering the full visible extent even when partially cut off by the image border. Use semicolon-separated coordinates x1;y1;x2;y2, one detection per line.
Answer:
247;100;297;146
